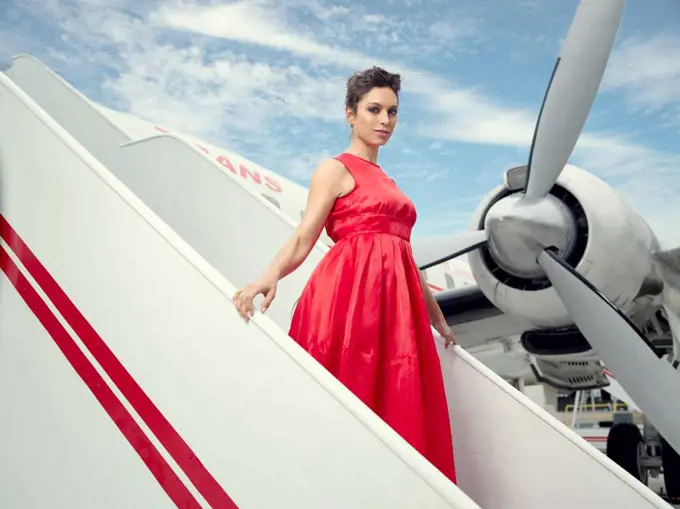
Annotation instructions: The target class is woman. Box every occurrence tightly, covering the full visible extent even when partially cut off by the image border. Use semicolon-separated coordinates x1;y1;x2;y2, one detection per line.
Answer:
232;66;457;483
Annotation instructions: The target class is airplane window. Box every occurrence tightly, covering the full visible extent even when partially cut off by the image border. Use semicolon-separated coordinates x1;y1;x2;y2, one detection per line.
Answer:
445;273;455;289
262;194;281;209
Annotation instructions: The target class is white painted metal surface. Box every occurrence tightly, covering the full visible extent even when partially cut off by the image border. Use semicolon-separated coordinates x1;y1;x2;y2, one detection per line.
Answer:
115;134;314;333
5;53;132;170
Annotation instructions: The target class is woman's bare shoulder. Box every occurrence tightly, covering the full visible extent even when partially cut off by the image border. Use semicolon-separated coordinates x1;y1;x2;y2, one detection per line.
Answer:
310;157;349;185
314;157;347;175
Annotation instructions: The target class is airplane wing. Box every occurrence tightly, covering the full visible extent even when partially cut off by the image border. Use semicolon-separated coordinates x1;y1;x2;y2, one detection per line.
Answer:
435;284;497;324
433;284;535;347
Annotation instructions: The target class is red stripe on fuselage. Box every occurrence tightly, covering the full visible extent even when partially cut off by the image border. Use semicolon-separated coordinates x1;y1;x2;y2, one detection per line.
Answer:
0;215;239;509
0;245;201;508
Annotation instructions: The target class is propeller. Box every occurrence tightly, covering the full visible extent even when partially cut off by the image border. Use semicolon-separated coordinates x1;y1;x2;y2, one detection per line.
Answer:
412;0;625;272
413;0;680;454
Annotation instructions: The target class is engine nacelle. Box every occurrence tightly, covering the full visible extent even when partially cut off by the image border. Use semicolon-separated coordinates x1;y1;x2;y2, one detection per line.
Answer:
467;164;659;329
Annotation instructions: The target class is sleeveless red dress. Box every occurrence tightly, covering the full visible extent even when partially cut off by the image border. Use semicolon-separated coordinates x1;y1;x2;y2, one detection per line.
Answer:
288;152;457;483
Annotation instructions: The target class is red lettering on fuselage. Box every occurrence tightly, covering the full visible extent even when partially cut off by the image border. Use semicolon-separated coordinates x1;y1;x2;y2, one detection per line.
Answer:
240;167;261;184
216;155;237;174
216;155;282;193
264;176;282;193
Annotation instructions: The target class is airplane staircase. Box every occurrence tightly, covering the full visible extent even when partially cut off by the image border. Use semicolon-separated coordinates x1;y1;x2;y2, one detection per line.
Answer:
0;54;674;509
0;59;480;509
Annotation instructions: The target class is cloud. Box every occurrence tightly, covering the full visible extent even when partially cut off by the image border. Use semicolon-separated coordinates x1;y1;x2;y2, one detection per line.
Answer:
152;1;374;69
8;0;525;154
574;133;680;178
25;0;489;179
149;1;492;126
284;148;336;180
105;45;346;133
603;33;680;122
391;163;450;183
414;209;475;237
616;173;680;250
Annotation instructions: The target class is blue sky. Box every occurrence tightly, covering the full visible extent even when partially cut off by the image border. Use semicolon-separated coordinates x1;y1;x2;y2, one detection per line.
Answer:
2;0;679;246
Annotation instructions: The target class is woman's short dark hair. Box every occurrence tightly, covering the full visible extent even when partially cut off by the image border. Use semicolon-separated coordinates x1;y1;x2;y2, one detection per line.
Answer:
345;66;401;112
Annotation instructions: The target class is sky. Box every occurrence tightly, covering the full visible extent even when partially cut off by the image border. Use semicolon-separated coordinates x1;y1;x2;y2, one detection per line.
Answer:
1;0;679;247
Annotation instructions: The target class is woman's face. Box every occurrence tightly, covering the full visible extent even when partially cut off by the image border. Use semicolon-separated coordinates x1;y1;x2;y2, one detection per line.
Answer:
346;86;399;146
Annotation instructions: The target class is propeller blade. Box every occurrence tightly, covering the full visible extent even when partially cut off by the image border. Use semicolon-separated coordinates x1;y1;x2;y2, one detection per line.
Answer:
537;248;680;454
412;229;487;270
524;0;625;198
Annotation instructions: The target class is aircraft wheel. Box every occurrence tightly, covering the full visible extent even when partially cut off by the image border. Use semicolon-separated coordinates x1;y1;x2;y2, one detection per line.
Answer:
661;436;680;501
607;422;644;481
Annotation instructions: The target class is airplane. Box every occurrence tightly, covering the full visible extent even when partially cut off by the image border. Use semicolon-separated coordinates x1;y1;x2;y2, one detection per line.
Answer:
96;106;680;487
83;7;680;497
1;0;678;500
90;2;680;497
81;1;680;497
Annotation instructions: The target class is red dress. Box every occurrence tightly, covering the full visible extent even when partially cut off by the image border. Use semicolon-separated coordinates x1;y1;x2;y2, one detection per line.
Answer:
289;152;457;483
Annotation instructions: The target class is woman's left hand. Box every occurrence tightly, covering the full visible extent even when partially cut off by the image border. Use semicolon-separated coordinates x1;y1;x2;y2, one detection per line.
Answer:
433;318;457;349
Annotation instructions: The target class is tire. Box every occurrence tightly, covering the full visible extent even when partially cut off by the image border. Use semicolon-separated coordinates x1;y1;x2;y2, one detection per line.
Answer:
661;436;680;501
607;422;643;481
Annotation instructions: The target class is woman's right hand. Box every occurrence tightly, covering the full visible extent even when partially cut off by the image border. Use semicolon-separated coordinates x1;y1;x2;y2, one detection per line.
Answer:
232;275;278;322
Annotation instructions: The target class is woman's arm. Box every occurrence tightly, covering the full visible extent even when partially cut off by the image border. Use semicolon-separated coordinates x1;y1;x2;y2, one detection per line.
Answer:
419;271;445;324
259;158;348;282
233;158;350;319
419;271;457;347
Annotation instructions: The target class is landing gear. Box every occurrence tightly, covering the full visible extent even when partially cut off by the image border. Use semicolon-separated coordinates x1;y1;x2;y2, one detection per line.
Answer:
660;436;680;501
607;422;647;484
605;420;680;501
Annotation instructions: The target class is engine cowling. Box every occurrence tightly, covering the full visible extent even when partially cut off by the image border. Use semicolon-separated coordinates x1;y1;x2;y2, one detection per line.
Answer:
467;164;659;329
